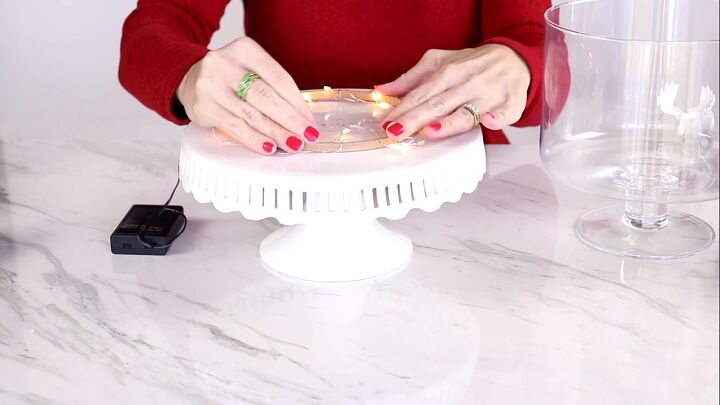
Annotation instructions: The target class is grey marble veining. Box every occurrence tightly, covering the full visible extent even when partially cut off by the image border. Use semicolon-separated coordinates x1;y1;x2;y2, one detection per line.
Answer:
0;127;717;405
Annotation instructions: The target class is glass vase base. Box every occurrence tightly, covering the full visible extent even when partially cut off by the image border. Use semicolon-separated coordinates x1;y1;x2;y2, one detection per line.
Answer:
575;206;716;260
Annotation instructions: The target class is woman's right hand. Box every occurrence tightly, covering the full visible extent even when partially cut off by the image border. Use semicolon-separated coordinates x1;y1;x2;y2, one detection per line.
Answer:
177;37;318;154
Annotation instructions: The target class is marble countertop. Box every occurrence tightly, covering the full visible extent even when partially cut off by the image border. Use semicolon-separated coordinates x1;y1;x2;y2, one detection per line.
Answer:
0;127;718;405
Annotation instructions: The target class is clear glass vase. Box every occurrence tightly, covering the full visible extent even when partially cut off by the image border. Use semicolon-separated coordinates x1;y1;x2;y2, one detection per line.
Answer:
541;0;719;259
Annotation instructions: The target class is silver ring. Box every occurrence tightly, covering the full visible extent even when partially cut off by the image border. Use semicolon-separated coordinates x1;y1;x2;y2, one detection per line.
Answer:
462;103;481;127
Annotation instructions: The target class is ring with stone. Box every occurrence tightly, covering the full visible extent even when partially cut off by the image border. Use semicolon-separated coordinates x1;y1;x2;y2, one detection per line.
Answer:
236;72;260;101
461;103;482;127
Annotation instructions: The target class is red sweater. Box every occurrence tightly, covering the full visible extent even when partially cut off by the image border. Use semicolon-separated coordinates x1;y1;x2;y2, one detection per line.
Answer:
119;0;549;144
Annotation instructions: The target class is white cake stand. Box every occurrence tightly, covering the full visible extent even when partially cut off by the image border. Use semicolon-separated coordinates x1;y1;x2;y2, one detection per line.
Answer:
180;120;485;282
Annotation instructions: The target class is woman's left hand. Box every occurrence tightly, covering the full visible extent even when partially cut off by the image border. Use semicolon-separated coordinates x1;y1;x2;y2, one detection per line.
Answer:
375;44;530;139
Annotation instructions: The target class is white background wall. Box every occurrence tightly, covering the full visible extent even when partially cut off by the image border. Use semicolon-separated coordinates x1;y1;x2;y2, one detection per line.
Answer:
0;1;564;144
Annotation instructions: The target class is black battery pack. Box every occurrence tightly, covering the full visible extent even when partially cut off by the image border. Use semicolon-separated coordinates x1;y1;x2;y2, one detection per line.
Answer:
111;204;185;255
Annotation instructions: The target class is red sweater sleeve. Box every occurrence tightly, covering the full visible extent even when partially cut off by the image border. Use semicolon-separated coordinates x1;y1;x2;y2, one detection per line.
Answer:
119;0;229;124
479;0;550;128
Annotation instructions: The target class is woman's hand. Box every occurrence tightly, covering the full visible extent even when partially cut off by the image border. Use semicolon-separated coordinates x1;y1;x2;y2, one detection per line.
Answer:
375;44;530;139
177;37;319;154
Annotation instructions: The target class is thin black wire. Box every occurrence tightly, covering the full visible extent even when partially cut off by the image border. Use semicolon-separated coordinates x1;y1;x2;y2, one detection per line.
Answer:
137;178;187;249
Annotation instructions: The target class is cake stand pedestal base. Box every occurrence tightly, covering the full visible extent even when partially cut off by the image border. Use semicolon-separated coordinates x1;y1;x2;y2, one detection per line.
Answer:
259;220;412;282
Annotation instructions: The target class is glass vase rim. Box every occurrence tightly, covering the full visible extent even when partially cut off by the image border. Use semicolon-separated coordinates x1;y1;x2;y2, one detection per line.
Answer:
545;0;720;45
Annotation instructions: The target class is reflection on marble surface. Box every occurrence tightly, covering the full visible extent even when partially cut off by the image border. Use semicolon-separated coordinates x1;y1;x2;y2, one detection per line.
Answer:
0;127;717;404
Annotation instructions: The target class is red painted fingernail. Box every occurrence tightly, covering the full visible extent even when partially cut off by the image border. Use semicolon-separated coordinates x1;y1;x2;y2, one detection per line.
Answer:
286;136;303;151
387;122;404;136
429;121;442;131
263;142;275;154
382;121;391;130
304;126;319;142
